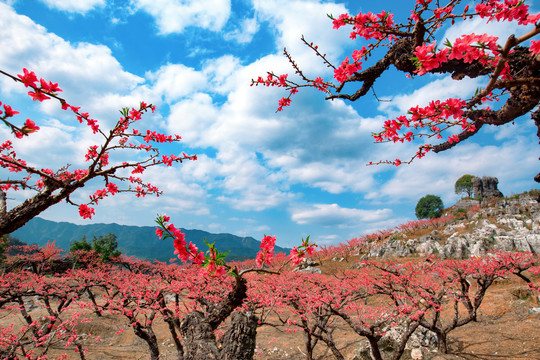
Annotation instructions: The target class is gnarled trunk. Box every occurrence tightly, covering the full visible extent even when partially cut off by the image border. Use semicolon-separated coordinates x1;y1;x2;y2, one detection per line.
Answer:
180;311;221;360
179;275;258;360
220;311;258;360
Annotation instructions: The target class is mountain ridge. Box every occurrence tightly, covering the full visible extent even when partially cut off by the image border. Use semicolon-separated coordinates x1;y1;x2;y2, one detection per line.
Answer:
11;218;291;262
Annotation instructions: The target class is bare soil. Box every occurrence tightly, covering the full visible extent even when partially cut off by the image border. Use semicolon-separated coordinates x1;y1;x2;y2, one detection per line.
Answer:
2;259;539;360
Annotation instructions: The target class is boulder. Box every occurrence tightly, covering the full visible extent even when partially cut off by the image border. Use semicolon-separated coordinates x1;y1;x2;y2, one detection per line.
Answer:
472;176;504;201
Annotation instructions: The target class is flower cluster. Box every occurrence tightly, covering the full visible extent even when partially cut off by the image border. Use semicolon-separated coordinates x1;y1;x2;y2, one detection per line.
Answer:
373;97;471;147
255;235;276;267
155;215;222;275
1;69;195;225
332;10;394;41
334;56;363;83
289;236;317;265
413;34;501;75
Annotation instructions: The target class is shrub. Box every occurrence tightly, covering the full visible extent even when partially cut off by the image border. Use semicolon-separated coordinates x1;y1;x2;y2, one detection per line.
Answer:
415;195;444;219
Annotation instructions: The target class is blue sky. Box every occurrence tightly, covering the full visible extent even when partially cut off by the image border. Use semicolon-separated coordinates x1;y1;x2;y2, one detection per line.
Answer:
0;0;538;249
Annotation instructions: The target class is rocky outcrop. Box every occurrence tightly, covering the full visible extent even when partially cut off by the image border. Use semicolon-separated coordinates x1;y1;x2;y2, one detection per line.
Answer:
365;193;539;259
353;325;437;360
454;198;480;210
472;176;504;200
294;258;322;273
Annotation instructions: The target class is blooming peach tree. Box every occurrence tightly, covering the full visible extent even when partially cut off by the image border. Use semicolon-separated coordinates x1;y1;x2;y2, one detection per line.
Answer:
254;0;540;180
0;68;197;237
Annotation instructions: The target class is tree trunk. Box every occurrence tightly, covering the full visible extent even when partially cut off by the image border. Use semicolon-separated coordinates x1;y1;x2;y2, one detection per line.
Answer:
367;336;384;360
132;323;160;360
436;331;448;354
532;108;540;184
0;184;77;237
179;275;255;360
302;328;314;360
220;311;258;360
179;311;220;360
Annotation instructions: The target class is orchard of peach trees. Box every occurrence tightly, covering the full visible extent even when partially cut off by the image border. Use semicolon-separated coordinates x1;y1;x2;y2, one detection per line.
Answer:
2;0;540;359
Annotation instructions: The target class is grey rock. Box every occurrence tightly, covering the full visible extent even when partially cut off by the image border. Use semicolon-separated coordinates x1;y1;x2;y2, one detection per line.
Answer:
454;198;480;210
369;239;412;258
472;176;504;200
295;266;322;274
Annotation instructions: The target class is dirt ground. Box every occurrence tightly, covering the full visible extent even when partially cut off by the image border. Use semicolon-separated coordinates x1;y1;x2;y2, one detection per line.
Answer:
251;278;540;360
2;261;539;360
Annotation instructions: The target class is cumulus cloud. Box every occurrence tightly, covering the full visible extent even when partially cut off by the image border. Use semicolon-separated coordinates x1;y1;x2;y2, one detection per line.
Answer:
213;146;295;211
146;64;207;103
0;3;142;112
378;76;483;118
38;0;105;14
224;17;259;44
366;133;538;206
291;203;393;227
0;2;148;168
130;0;231;34
252;0;352;65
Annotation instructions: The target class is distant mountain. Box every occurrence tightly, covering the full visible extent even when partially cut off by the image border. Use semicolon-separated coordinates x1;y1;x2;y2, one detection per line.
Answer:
12;218;290;262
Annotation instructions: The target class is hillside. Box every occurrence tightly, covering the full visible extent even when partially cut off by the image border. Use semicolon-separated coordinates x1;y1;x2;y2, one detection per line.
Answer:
359;191;540;260
11;217;290;261
2;192;539;360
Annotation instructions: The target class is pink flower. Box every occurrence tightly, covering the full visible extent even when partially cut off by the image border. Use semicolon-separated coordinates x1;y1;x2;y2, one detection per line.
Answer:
530;40;540;55
448;134;460;144
28;90;50;102
256;235;276;267
129;108;142;121
3;104;19;117
289;247;304;265
131;164;145;174
23;119;40;133
278;74;288;86
332;13;349;29
17;68;38;88
106;182;118;195
277;97;291;110
78;204;95;219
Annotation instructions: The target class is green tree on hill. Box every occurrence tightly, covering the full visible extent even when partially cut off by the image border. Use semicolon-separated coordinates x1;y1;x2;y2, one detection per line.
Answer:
415;195;444;219
0;236;8;265
70;233;121;262
455;174;475;198
0;234;26;263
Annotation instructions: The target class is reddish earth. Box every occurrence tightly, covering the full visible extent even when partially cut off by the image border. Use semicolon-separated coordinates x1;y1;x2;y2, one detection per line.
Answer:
3;265;538;360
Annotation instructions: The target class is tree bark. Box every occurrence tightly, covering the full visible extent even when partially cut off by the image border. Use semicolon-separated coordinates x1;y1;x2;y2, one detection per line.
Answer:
0;183;80;237
132;322;160;360
179;311;221;360
179;275;256;360
220;311;258;360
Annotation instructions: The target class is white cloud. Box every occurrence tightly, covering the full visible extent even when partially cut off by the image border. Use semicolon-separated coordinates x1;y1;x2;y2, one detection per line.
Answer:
146;64;207;103
224;17;259;44
202;55;242;94
291;203;393;227
253;0;352;66
366;135;538;205
167;93;219;146
213;146;294;211
378;76;483;118
130;0;231;34
38;0;105;14
0;2;142;113
441;16;532;45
